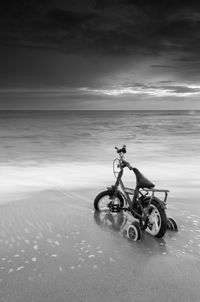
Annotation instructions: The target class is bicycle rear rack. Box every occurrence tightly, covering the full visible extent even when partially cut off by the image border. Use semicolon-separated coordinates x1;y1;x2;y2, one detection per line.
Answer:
144;188;169;203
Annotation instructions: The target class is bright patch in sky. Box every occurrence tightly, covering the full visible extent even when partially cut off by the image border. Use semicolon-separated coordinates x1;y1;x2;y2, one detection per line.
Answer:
79;83;200;97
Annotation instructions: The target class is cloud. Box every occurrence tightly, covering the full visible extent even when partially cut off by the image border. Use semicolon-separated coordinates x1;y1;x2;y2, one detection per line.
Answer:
1;0;200;58
151;65;176;68
78;82;200;97
48;9;95;28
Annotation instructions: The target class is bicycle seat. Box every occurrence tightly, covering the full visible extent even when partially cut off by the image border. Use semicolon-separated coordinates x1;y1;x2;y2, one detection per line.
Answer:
133;167;155;189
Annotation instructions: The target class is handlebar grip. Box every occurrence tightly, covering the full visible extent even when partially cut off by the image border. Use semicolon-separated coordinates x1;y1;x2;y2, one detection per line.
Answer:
115;145;126;154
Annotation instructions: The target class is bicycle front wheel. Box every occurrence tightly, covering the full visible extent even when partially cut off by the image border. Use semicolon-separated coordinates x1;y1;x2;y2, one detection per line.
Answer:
113;158;121;178
94;190;124;212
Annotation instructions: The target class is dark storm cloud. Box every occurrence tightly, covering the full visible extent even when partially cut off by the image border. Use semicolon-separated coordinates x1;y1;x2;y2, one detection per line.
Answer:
175;56;200;63
163;85;200;94
49;9;95;28
151;65;176;68
1;0;200;57
157;81;175;84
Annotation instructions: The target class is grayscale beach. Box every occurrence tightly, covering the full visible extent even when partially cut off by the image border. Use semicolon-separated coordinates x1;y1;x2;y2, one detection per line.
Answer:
0;110;200;302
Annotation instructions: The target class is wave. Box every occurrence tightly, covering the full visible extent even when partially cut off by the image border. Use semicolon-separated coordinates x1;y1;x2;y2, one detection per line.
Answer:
0;160;199;203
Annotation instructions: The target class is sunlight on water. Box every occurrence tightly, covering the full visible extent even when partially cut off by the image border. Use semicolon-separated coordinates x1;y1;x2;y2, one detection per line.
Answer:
0;163;112;197
0;158;199;203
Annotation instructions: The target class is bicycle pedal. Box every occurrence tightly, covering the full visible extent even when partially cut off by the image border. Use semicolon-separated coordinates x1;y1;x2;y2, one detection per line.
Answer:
110;204;121;212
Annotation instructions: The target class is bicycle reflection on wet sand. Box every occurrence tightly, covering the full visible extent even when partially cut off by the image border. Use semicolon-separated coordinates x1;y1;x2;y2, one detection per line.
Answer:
93;211;168;255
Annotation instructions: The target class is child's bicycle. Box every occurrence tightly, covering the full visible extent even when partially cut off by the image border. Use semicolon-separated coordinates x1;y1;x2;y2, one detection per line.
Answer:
94;145;178;241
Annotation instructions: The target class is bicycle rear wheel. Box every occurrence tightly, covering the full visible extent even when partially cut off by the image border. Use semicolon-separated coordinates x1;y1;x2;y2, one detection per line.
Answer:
145;199;167;238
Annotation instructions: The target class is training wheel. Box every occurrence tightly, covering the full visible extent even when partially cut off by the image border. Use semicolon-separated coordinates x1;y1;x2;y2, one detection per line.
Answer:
127;221;142;241
167;217;178;231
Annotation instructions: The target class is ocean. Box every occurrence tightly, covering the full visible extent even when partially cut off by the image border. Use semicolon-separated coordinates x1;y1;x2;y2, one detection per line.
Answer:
0;110;199;202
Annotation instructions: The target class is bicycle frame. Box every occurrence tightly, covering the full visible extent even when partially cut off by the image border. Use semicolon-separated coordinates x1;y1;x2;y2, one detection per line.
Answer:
110;151;169;228
93;145;178;239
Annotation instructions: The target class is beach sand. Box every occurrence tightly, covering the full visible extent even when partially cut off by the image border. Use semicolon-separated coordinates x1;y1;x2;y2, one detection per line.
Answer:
0;189;200;302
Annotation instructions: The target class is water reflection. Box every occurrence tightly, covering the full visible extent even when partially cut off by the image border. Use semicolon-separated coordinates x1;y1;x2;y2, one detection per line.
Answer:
93;211;125;231
93;211;168;255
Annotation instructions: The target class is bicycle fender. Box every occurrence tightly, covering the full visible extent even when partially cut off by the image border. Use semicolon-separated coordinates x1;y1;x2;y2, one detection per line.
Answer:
153;196;167;209
106;187;125;199
142;196;166;209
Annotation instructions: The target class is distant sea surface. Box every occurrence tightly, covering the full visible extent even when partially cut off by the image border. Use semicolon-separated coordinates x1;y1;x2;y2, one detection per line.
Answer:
0;110;199;200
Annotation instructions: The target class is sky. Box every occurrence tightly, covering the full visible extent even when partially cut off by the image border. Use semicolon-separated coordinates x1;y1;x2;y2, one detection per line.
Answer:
1;0;200;110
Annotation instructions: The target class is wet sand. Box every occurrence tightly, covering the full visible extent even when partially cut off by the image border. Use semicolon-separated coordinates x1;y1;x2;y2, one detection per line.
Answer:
0;189;200;302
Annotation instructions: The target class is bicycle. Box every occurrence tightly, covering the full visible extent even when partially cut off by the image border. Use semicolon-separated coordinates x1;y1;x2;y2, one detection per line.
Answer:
94;145;178;241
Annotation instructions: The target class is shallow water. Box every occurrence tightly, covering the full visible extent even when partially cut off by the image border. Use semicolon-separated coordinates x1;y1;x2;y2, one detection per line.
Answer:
0;110;199;201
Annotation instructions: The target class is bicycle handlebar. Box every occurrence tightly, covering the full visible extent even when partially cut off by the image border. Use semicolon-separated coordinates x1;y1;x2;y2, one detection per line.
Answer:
115;145;126;154
114;145;133;170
